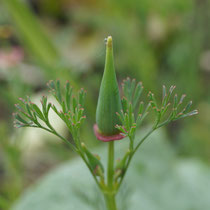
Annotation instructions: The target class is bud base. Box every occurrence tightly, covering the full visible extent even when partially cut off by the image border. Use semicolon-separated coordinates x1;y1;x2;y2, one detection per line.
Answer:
94;124;125;142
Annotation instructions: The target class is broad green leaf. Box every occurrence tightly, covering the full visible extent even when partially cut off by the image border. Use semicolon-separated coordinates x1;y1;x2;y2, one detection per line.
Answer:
12;129;210;210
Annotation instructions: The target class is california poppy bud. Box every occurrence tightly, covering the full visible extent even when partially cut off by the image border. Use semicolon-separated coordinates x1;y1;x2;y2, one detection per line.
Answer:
95;36;125;141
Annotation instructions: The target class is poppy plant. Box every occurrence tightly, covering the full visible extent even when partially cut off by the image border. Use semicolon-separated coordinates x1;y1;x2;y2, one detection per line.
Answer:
13;36;198;210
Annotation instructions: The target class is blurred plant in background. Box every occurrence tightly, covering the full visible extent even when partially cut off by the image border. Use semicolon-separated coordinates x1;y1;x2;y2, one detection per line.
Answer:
0;0;210;209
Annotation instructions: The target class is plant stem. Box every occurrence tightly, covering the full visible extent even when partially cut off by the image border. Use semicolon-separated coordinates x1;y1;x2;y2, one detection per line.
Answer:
107;141;114;188
105;141;117;210
78;151;103;190
133;128;155;154
116;128;156;191
104;193;117;210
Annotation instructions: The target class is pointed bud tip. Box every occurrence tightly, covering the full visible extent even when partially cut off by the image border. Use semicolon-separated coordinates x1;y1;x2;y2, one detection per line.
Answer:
106;36;112;48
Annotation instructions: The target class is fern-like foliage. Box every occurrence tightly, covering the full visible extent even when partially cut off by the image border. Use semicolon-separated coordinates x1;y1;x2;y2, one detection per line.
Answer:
13;78;198;193
116;78;198;142
114;77;198;189
13;80;86;151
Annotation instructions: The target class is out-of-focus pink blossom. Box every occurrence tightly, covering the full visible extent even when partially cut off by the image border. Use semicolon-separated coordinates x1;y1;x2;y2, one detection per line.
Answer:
0;47;24;68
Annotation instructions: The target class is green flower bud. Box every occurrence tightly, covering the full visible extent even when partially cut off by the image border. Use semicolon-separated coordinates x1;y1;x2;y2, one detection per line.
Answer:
96;36;122;136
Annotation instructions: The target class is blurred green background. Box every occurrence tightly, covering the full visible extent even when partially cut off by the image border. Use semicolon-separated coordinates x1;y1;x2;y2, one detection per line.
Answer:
0;0;210;209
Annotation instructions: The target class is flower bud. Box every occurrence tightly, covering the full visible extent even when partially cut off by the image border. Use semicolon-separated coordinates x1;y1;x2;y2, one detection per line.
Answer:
95;36;124;141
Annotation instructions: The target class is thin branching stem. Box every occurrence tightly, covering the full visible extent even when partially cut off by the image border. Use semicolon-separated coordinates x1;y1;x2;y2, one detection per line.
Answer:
133;128;156;154
116;127;156;191
44;119;77;151
78;150;103;190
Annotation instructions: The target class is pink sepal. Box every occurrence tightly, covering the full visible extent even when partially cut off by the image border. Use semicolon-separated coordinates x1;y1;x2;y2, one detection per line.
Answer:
93;124;125;142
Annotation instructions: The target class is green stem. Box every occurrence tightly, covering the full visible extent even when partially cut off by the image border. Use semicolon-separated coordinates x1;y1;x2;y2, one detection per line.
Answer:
105;141;117;210
107;141;114;188
104;193;117;210
41;124;77;151
133;128;155;154
78;151;102;190
116;128;156;191
39;123;103;191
